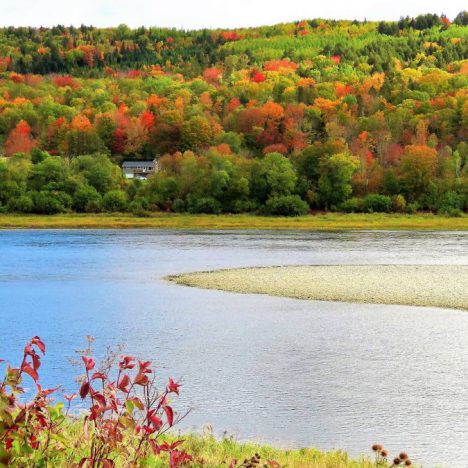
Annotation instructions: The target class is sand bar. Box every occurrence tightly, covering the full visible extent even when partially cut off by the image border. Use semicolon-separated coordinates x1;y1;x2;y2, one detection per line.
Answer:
168;265;468;310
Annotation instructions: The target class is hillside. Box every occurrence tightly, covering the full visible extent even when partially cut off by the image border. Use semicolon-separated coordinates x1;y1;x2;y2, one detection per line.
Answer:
0;13;467;216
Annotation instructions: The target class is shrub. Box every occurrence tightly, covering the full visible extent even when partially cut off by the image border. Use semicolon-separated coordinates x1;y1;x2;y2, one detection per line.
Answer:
129;200;151;217
7;194;34;213
406;202;419;214
392;195;406;213
55;191;73;210
231;199;259;213
339;197;363;213
31;191;65;214
187;196;221;214
437;191;464;215
362;194;392;213
172;198;186;213
0;337;191;467
263;195;309;216
441;207;462;217
73;186;102;213
102;190;128;212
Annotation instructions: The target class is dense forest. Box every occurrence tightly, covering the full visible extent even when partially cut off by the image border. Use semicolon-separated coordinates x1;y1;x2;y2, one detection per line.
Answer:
0;12;467;216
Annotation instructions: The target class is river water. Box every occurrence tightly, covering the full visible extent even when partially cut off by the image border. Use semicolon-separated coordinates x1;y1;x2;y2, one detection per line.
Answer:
0;229;467;467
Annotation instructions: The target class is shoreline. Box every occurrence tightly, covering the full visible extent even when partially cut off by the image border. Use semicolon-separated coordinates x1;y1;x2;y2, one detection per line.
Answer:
0;213;467;231
168;264;468;311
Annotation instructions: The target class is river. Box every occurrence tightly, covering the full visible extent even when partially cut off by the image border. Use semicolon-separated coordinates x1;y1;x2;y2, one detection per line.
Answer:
0;229;467;467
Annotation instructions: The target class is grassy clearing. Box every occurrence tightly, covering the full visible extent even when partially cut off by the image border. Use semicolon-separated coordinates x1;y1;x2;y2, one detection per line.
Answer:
0;212;466;230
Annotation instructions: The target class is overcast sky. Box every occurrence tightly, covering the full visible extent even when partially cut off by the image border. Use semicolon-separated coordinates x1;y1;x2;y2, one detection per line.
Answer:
1;0;466;29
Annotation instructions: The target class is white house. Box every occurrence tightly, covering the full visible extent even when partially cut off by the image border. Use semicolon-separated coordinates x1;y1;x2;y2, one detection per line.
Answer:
122;160;158;180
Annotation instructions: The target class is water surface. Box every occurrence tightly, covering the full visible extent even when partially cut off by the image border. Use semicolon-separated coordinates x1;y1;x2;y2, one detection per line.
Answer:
0;229;467;467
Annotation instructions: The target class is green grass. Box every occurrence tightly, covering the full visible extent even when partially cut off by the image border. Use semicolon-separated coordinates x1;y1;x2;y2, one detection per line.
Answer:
156;435;378;467
49;420;388;467
0;212;466;230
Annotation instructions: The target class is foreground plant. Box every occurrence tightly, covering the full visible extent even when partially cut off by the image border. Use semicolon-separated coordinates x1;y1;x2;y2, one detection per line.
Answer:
372;444;413;467
0;337;416;467
0;336;191;467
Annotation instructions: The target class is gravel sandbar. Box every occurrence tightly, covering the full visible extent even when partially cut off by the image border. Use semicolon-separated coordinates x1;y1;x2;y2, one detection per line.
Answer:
168;265;468;310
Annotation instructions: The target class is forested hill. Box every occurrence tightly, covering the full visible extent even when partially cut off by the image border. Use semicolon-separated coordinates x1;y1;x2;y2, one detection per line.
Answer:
0;13;467;75
0;13;467;217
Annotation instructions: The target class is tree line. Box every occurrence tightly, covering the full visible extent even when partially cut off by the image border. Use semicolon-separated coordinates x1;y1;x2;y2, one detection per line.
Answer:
0;14;467;216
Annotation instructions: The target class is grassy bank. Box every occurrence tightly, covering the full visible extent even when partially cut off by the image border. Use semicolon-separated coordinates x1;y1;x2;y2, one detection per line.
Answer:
158;434;378;467
58;427;381;467
0;212;467;230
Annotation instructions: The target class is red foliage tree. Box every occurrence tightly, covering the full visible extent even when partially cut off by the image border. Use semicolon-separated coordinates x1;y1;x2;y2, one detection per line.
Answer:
112;128;126;154
140;110;155;129
203;67;222;85
53;75;78;88
4;120;36;156
252;72;266;83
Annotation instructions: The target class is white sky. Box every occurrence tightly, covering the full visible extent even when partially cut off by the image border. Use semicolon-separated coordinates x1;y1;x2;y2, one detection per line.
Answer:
1;0;466;29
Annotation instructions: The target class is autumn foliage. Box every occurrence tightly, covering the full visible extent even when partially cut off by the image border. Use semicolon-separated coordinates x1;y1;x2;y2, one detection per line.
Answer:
4;120;36;156
0;15;466;216
0;337;192;467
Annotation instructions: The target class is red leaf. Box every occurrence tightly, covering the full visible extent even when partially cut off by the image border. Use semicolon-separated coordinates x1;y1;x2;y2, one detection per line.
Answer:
79;381;90;399
31;336;46;354
150;440;161;454
134;372;149;386
91;372;107;380
119;355;135;370
143;425;156;434
170;450;192;468
22;362;39;382
117;374;130;392
36;384;59;396
167;378;181;395
31;353;41;371
168;440;184;450
82;356;96;371
89;404;103;421
91;390;106;407
164;405;174;427
138;360;152;373
147;409;163;429
64;393;77;402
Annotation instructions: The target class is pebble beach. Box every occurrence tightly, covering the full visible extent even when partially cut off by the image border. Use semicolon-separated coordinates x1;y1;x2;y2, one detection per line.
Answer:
169;264;468;310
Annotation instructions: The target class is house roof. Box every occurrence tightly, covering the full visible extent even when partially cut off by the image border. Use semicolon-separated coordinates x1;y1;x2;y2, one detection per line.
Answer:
122;161;155;168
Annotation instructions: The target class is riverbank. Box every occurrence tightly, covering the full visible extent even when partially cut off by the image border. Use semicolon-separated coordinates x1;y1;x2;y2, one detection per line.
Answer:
163;434;380;467
51;425;387;467
0;213;467;230
169;265;468;310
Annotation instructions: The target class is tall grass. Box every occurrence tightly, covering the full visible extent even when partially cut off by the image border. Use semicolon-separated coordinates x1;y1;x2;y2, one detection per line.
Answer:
0;213;466;230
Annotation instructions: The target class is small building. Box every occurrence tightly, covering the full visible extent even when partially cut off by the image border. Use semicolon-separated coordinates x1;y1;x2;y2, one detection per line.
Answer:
122;160;158;180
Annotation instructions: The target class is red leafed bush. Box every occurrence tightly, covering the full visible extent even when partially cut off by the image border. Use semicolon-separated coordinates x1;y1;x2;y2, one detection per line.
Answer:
127;69;142;79
331;55;341;65
53;75;78;88
0;337;191;467
252;72;266;83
